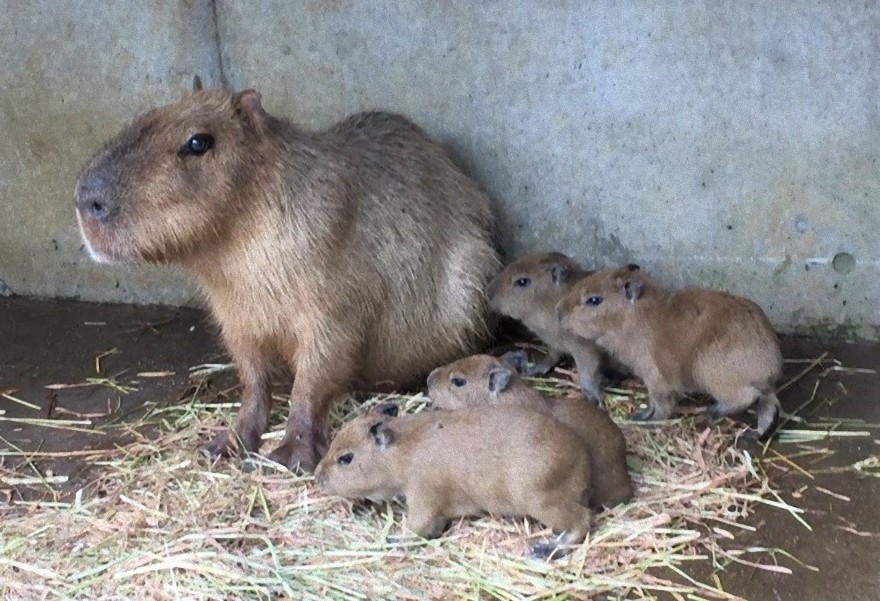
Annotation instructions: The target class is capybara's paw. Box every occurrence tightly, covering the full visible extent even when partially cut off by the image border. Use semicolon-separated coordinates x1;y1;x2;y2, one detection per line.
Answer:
524;362;551;377
202;430;236;459
266;442;322;473
631;406;656;421
740;428;762;442
499;349;530;374
528;541;566;561
706;402;727;420
578;377;604;407
740;426;775;444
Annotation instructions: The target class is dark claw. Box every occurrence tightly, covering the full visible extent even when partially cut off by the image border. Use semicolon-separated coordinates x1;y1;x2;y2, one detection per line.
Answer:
500;349;531;374
740;426;775;444
579;378;604;407
631;406;656;421
529;542;566;561
524;363;552;377
202;430;235;459
740;428;763;442
706;402;726;420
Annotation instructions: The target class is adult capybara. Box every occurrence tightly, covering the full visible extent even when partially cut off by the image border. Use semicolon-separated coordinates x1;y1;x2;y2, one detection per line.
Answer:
315;403;592;559
74;87;500;470
427;353;633;508
556;266;783;440
486;252;629;405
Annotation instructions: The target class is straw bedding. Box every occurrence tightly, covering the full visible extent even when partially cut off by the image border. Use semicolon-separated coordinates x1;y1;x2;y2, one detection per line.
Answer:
0;355;850;601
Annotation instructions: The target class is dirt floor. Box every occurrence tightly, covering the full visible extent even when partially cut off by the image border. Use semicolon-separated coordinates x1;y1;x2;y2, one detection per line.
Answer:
1;296;878;601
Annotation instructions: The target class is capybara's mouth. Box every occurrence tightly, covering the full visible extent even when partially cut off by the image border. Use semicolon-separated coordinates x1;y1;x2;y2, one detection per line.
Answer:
75;210;131;265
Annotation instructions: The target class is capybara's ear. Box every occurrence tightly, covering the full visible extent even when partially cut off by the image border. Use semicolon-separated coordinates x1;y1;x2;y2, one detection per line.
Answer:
549;262;570;284
500;349;529;374
192;75;203;91
369;422;394;449
624;280;643;302
626;263;640;272
232;89;266;130
374;403;399;418
488;366;513;394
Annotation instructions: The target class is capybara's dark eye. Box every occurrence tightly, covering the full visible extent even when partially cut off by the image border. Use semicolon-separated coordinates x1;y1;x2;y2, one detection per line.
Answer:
586;296;603;306
514;277;531;287
337;453;353;466
183;134;214;156
451;376;466;387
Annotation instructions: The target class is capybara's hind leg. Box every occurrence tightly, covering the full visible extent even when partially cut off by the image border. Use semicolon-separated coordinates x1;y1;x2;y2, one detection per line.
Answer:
529;501;591;561
706;385;779;440
203;348;272;459
747;392;781;441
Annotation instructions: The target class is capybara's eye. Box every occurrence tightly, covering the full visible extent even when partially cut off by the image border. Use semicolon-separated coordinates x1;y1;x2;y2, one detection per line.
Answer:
451;376;466;387
514;277;531;287
586;296;603;306
182;134;214;156
337;453;353;466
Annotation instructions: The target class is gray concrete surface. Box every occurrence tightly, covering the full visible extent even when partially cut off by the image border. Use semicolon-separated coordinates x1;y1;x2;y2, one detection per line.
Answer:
0;0;216;305
1;1;878;338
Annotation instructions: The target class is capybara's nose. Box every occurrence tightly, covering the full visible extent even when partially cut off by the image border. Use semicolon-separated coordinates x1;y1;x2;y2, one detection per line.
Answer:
314;468;327;487
486;275;500;301
426;367;439;389
75;173;116;222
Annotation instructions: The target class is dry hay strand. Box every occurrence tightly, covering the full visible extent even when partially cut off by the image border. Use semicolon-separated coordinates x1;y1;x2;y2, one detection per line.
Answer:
0;372;809;601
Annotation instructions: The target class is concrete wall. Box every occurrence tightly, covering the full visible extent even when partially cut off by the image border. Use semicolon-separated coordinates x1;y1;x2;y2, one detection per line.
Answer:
1;1;878;339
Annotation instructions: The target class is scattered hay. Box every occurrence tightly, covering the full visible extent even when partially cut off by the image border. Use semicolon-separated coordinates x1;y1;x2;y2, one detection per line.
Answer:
0;356;856;600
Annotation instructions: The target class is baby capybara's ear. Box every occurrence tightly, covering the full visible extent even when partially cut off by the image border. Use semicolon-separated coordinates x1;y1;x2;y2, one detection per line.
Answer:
231;89;266;131
624;279;643;302
549;263;570;284
373;403;399;418
499;349;529;374
369;422;395;449
488;366;513;394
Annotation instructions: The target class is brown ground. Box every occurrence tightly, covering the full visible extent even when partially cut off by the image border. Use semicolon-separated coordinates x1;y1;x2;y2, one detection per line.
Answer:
0;297;877;600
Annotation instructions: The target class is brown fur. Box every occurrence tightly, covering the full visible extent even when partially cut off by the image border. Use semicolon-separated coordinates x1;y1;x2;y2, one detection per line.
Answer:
74;89;500;470
556;267;783;439
485;251;614;404
315;404;592;559
427;354;633;508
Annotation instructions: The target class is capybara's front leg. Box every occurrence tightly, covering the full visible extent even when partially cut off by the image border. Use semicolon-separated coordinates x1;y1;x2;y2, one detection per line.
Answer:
267;355;353;472
203;346;272;458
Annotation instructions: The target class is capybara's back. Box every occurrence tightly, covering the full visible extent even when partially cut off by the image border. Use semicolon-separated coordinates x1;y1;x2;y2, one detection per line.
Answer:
319;111;501;385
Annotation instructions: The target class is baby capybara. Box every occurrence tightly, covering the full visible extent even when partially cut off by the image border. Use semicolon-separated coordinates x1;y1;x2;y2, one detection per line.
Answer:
74;87;500;470
556;266;783;440
427;353;633;508
315;403;592;559
486;252;620;405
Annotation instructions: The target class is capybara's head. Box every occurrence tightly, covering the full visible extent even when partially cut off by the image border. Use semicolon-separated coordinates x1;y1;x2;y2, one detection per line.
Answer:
314;403;402;499
426;354;519;410
74;89;271;264
485;252;590;319
556;264;645;340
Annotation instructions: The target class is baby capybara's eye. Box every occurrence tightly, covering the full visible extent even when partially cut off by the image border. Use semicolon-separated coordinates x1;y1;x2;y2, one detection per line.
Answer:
181;134;214;157
451;376;466;387
514;277;531;287
586;296;604;306
337;453;353;466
